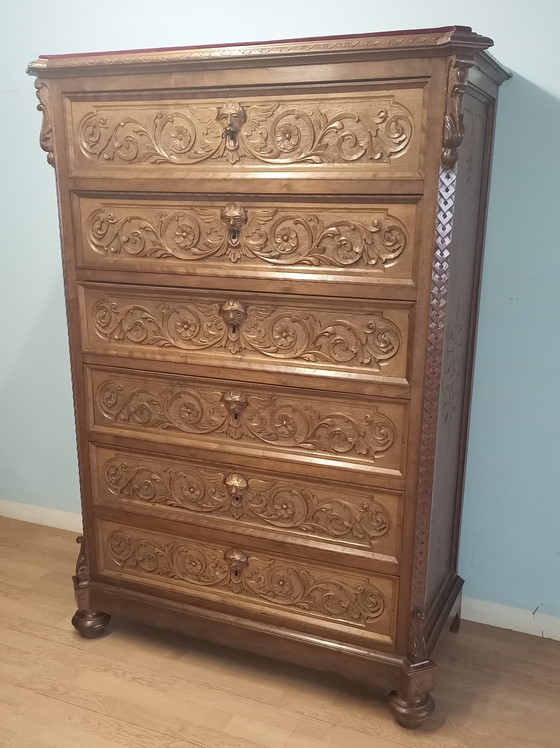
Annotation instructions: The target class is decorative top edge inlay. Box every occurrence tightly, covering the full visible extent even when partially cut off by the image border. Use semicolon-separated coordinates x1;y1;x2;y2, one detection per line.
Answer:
27;28;494;72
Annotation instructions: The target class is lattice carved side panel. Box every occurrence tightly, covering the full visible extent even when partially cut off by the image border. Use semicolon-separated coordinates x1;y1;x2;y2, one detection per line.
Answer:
411;167;457;611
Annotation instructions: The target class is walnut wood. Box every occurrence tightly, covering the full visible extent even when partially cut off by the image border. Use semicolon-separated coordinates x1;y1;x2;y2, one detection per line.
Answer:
28;29;509;728
71;609;111;639
90;443;403;570
96;517;398;648
388;691;435;729
3;517;559;747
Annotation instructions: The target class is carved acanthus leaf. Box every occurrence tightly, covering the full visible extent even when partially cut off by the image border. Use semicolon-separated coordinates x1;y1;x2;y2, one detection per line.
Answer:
107;529;386;627
91;296;402;371
78;96;413;167
441;59;472;170
34;79;55;167
96;379;397;463
102;458;392;547
74;535;89;586
86;203;408;270
408;608;429;664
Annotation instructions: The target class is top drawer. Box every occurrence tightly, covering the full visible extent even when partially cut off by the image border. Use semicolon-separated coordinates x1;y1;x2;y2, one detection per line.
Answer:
65;85;425;182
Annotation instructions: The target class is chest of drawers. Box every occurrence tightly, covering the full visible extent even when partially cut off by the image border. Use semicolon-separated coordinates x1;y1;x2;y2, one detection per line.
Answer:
28;26;509;727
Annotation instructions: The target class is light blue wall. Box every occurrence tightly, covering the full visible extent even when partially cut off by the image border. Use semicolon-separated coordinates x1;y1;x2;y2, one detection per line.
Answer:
1;1;558;616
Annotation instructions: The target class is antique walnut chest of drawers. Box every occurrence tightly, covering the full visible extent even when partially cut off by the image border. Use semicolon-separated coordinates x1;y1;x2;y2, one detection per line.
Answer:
28;27;509;727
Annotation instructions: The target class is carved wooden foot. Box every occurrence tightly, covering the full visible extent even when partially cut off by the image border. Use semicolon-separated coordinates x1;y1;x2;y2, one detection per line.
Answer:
71;609;111;639
388;690;435;729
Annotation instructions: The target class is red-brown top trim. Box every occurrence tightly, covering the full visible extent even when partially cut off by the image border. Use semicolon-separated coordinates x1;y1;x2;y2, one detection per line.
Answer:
37;26;472;59
28;26;496;74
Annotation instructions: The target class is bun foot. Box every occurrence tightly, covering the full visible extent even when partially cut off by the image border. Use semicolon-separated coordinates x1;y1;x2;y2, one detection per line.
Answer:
72;609;111;639
388;691;435;729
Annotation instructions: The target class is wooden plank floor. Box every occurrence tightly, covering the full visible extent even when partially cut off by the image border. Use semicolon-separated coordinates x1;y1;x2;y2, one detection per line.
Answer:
0;516;558;748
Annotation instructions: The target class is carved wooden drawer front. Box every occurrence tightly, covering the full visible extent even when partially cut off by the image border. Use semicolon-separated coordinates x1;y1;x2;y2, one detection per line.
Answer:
75;195;417;285
80;283;411;385
67;87;424;180
91;444;402;564
97;519;398;646
87;367;406;478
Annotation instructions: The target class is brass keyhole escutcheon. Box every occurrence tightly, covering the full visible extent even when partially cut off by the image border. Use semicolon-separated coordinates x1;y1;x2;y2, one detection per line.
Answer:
225;474;248;519
225;548;249;584
221;203;248;249
221;390;248;422
219;299;247;337
225;473;248;497
218;100;247;151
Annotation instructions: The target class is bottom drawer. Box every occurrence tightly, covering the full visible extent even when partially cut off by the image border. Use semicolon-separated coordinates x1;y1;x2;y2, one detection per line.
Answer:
96;518;398;648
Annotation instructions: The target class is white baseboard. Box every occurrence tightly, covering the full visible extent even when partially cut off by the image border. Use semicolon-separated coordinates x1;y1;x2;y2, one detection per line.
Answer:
462;596;560;641
0;498;82;533
1;498;558;640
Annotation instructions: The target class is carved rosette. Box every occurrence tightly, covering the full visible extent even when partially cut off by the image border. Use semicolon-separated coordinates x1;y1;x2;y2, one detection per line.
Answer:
96;380;397;463
107;529;386;627
441;59;472;170
102;459;392;548
78;96;413;167
33;79;55;167
86;203;408;269
91;296;402;370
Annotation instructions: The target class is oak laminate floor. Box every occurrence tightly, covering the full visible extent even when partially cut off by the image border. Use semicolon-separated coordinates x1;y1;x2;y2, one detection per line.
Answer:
0;516;558;747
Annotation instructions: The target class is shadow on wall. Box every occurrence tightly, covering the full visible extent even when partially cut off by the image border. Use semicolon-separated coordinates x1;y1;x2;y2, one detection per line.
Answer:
460;73;560;616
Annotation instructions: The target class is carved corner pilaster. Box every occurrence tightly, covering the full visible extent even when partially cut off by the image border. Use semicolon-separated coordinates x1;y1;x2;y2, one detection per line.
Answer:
441;58;473;171
73;534;90;607
408;608;429;665
33;78;55;167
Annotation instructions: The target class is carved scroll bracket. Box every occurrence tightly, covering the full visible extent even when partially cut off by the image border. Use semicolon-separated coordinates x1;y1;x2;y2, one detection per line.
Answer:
73;535;90;607
408;608;429;665
441;58;473;171
33;78;55;167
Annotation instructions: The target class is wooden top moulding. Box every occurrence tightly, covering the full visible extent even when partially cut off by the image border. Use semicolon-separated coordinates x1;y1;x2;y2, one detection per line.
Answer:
27;26;508;77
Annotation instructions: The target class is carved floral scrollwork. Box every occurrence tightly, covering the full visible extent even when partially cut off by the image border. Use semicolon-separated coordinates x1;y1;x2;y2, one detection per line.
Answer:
34;79;55;167
91;296;401;370
102;458;392;547
441;59;472;170
96;379;396;462
107;529;386;626
78;96;413;166
86;203;408;270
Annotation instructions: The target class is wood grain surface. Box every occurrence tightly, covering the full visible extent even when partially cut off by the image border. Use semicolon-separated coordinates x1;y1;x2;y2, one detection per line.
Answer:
28;31;511;726
0;516;558;747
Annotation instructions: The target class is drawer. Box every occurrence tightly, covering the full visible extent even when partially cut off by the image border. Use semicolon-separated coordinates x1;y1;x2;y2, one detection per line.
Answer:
66;85;424;181
90;443;402;566
74;195;417;288
96;518;398;647
87;366;407;479
80;283;411;387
